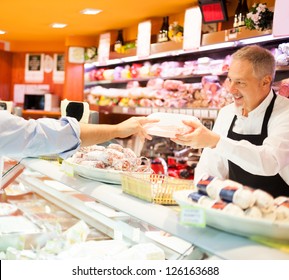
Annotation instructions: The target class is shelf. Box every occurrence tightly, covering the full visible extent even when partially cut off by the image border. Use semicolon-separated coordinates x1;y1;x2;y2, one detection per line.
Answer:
84;73;226;88
85;66;289;88
85;32;289;68
202;27;273;46
88;104;219;119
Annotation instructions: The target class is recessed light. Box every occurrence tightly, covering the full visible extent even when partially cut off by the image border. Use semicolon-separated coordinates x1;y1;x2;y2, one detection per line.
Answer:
0;30;7;34
80;8;102;15
51;23;67;29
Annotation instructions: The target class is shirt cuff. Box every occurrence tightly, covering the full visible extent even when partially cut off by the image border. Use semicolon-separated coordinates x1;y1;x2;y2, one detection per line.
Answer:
214;135;235;158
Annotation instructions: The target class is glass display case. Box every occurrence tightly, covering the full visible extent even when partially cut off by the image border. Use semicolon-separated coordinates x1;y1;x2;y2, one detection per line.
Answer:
1;157;289;260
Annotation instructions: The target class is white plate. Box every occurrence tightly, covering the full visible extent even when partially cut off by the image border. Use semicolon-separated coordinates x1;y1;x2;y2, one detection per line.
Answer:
72;163;122;184
0;203;18;216
173;190;289;241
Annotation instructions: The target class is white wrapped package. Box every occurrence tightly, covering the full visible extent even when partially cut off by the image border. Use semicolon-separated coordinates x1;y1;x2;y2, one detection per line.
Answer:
274;196;289;220
244;206;263;219
253;189;274;213
144;112;200;138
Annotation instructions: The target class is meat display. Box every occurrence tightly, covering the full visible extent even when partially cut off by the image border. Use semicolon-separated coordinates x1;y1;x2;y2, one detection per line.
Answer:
70;143;150;173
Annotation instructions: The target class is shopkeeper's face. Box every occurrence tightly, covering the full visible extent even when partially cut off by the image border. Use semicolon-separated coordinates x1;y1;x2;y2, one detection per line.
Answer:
227;58;268;115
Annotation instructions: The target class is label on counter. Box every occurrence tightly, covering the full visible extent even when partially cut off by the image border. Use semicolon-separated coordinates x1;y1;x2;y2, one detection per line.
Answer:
61;160;74;176
179;205;206;227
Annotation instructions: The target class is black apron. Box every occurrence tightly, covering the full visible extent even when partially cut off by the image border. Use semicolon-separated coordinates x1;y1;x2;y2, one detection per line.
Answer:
227;92;289;197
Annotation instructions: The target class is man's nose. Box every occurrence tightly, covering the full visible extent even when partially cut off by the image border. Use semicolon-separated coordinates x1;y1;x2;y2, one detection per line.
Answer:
227;81;238;93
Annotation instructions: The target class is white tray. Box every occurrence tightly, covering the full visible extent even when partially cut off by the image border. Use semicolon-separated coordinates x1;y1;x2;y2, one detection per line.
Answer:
173;190;289;241
71;162;122;184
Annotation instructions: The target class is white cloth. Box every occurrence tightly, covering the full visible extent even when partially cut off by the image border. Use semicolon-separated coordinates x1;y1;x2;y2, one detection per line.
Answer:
0;111;81;159
195;90;289;188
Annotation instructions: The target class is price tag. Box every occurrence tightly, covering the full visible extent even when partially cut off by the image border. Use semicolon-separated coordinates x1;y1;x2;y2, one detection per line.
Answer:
228;29;238;40
98;33;111;65
137;21;151;58
201;109;209;118
114;229;123;241
273;0;289;36
183;7;202;51
209;109;218;118
61;160;74;177
186;108;194;116
179;205;206;227
132;228;141;243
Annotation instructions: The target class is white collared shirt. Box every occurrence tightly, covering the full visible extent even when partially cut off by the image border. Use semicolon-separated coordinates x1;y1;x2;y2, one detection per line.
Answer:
0;111;81;159
195;90;289;188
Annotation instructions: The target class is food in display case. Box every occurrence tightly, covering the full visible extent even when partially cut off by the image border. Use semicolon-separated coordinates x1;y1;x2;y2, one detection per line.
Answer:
174;189;289;241
64;143;152;184
173;174;289;241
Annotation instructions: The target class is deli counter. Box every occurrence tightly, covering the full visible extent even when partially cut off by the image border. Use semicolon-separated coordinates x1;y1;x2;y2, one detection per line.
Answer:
1;157;289;260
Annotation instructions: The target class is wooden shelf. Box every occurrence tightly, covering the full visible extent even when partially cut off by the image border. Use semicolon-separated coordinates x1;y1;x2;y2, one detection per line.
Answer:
202;27;273;46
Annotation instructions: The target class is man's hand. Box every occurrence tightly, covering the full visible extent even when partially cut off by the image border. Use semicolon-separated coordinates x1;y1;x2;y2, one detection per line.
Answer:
171;120;220;149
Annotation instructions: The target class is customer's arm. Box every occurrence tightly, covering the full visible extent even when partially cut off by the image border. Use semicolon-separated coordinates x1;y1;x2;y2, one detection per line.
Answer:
79;116;156;147
0;112;157;159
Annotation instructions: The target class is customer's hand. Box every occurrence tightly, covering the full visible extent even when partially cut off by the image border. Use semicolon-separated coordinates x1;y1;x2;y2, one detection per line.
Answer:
115;116;159;140
171;120;220;149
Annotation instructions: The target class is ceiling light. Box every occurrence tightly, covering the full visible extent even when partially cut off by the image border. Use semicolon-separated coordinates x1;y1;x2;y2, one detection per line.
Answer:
80;8;102;15
0;30;6;34
51;23;67;29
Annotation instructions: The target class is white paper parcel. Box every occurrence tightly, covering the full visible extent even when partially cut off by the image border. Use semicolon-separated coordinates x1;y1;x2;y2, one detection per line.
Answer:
144;112;200;138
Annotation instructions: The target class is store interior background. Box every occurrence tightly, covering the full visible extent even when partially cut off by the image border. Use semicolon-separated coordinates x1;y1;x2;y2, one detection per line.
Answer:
0;0;276;108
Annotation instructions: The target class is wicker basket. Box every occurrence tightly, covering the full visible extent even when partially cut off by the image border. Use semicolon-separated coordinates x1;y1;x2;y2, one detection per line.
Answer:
121;173;195;205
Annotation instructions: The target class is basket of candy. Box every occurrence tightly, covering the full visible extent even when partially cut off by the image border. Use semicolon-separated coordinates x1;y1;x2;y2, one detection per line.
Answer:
121;173;195;205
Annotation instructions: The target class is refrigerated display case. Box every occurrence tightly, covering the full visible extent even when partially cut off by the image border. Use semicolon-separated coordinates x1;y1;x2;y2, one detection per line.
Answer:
1;157;288;260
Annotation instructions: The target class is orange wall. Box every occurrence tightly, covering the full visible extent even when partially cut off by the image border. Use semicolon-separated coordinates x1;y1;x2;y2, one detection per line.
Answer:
10;41;65;53
0;50;12;101
63;47;84;101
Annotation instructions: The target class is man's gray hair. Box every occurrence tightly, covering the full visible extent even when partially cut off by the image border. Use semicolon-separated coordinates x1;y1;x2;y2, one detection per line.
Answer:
232;45;276;81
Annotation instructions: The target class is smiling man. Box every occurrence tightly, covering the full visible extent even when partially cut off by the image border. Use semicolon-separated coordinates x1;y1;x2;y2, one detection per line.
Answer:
171;45;289;197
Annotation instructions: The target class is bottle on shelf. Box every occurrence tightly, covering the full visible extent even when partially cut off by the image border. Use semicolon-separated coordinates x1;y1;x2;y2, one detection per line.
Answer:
239;0;249;27
234;0;242;28
114;30;124;53
157;16;169;43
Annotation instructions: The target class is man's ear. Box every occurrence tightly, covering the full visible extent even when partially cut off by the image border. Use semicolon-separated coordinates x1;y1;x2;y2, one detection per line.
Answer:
262;75;272;87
